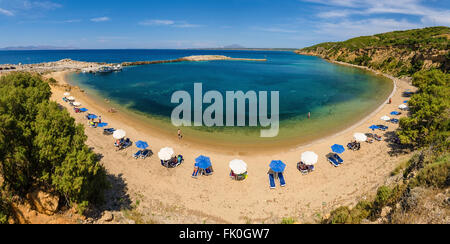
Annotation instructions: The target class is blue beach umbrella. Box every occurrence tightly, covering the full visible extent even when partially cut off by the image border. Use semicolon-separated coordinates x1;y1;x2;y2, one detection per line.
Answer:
97;122;108;128
369;125;379;131
403;100;408;103
135;140;149;150
390;111;400;115
87;114;98;120
269;160;286;173
331;144;345;154
195;155;212;169
79;108;88;112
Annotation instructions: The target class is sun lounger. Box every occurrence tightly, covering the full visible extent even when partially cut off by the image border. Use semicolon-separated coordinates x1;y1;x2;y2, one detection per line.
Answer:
374;134;382;141
377;125;388;131
89;121;97;128
141;150;150;159
192;164;199;178
278;172;286;187
103;128;115;135
205;167;213;176
390;119;399;124
328;156;339;167
334;154;344;164
269;173;276;189
133;150;142;159
297;162;310;175
177;155;184;165
120;138;132;150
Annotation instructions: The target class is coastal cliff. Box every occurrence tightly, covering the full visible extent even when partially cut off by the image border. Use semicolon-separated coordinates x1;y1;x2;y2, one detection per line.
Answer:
296;26;449;76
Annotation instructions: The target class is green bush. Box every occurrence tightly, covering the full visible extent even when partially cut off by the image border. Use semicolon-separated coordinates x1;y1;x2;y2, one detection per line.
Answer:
374;186;392;209
280;217;296;224
0;72;108;214
0;195;11;224
411;154;450;188
328;206;352;224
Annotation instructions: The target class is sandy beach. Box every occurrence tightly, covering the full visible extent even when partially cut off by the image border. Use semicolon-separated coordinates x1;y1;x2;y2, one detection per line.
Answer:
45;66;415;223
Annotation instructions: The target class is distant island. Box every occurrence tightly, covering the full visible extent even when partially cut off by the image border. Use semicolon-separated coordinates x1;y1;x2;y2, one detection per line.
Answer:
0;45;78;51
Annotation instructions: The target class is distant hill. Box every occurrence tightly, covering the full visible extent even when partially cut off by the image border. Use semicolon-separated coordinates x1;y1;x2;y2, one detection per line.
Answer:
223;44;246;49
0;45;78;51
296;26;450;76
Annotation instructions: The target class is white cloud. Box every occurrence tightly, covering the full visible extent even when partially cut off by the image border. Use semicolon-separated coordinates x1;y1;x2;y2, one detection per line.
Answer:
254;27;298;33
315;18;421;40
24;1;62;10
90;17;110;22
139;19;203;28
308;0;450;26
139;19;175;26
0;8;14;16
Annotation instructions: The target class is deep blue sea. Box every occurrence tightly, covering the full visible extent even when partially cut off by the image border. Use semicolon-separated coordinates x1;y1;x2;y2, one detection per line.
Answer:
0;50;393;145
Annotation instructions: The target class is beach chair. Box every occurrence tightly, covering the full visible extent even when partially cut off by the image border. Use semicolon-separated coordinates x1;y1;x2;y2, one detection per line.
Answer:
205;167;213;176
103;128;115;135
176;155;184;166
328;155;339;167
374;134;382;141
133;150;142;159
297;162;310;175
114;138;124;147
268;173;276;189
334;154;344;164
120;138;132;150
141;149;150;159
192;164;199;178
278;172;286;187
89;121;97;128
390;119;399;124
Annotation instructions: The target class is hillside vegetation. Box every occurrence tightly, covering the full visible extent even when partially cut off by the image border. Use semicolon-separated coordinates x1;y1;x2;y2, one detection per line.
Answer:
0;73;109;223
297;26;450;76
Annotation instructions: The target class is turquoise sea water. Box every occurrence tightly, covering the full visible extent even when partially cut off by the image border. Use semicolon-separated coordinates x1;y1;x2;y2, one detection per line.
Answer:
63;50;392;145
0;49;392;145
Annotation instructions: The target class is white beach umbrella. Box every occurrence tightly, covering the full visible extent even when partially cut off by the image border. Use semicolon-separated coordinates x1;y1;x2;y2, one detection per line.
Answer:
354;133;367;142
399;104;408;110
72;102;81;107
229;159;248;175
67;96;75;101
64;92;71;96
381;116;391;121
158;147;174;161
301;151;318;166
113;129;126;139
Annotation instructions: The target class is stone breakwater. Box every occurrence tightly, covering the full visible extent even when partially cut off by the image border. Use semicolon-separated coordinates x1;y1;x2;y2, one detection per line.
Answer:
121;55;267;66
0;55;267;74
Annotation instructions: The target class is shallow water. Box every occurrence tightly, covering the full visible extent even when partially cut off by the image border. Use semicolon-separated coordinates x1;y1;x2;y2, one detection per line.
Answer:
55;50;393;146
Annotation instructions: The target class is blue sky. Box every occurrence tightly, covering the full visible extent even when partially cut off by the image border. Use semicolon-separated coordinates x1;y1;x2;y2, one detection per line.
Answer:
0;0;449;49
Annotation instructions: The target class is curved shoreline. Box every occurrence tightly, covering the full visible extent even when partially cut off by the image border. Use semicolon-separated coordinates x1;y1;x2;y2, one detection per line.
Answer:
46;59;414;224
290;60;399;151
63;58;395;153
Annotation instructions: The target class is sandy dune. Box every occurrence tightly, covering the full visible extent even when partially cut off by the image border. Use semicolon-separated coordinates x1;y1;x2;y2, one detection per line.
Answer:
46;68;414;223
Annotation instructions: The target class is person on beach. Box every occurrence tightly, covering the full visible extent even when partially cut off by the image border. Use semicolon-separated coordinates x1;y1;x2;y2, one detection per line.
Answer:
98;116;102;124
308;112;311;119
178;129;182;139
389;98;392;104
